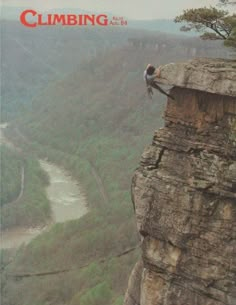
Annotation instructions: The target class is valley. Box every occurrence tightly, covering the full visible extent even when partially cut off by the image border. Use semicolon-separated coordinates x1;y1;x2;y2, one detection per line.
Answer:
1;21;232;305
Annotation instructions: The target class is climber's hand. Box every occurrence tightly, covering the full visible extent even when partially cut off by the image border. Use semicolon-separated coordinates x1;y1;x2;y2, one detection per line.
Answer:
155;66;162;78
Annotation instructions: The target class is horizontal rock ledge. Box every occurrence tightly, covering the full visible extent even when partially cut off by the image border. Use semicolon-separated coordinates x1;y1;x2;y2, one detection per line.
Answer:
156;58;236;98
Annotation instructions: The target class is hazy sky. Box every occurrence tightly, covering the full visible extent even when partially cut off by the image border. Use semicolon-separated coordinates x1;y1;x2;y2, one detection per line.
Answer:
2;0;226;19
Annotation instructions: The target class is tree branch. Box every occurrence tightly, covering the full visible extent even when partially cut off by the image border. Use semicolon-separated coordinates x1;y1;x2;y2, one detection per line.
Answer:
196;15;228;39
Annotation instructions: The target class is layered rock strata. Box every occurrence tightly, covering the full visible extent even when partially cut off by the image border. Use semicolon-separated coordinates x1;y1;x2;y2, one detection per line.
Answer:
124;58;236;305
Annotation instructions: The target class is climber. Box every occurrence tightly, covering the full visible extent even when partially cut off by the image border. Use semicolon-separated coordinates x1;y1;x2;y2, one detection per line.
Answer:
143;64;175;100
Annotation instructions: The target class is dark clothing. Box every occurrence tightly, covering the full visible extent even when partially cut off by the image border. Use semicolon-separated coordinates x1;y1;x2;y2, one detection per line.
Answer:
144;65;175;100
150;81;175;100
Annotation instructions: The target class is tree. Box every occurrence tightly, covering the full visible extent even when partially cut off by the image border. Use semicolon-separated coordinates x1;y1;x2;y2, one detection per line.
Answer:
219;0;236;4
175;7;236;48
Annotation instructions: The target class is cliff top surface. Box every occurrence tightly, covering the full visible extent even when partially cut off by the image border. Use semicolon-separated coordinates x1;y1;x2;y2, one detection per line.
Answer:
157;58;236;97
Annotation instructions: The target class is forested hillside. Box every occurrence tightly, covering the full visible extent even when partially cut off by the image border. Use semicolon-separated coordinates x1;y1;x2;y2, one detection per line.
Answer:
2;30;231;305
0;145;51;229
1;145;22;205
1;20;230;121
1;20;140;121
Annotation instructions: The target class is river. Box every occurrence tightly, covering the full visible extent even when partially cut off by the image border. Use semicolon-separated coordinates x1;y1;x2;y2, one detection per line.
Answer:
39;160;88;223
0;125;88;249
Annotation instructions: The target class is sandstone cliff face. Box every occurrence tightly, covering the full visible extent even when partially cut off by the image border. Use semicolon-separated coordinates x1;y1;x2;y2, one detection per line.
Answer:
124;58;236;305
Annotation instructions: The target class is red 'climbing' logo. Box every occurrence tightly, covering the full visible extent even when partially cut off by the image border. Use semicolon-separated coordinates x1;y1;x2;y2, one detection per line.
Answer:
20;10;128;27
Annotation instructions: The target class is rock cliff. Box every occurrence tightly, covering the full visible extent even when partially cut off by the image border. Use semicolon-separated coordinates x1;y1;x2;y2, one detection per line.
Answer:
124;58;236;305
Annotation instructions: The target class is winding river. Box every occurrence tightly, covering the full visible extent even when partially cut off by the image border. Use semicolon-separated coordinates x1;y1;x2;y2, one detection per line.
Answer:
40;160;88;223
0;125;88;249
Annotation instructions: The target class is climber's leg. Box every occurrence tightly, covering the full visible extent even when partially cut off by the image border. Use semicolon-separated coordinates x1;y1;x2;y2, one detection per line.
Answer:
151;82;175;100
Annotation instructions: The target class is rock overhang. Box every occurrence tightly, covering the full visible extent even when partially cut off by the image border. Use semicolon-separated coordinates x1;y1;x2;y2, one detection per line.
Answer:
156;58;236;98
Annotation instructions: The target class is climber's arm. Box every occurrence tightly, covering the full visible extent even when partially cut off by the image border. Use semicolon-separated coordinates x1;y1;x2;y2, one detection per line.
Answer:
155;66;162;78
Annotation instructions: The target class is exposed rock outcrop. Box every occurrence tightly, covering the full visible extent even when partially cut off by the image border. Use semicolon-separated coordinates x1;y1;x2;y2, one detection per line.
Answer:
124;58;236;305
158;58;236;97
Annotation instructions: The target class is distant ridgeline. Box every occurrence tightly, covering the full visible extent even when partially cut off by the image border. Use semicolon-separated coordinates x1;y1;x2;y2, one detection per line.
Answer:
1;17;230;121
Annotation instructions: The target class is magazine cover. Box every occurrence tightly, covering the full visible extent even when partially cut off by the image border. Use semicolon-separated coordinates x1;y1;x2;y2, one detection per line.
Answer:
1;0;236;304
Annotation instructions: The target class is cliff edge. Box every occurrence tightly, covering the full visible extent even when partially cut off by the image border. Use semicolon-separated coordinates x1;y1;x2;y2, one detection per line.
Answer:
124;58;236;305
158;58;236;97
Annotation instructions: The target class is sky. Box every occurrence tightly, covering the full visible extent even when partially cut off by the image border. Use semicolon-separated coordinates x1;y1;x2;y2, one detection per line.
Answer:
2;0;222;19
